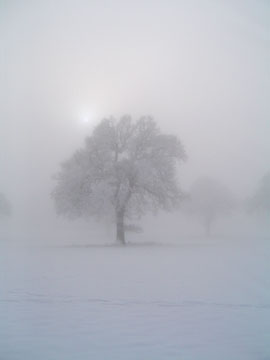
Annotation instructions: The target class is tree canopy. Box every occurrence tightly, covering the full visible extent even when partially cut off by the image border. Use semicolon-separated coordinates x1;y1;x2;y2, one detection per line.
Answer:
249;171;270;214
183;177;235;236
52;115;186;244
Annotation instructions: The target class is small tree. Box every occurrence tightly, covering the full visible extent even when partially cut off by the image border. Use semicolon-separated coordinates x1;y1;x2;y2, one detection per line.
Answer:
183;177;235;236
0;193;11;218
248;171;270;214
52;116;186;244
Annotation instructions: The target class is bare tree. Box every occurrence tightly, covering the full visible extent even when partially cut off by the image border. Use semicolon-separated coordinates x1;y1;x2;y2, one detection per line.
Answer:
52;116;186;244
248;171;270;214
0;193;11;218
183;177;235;236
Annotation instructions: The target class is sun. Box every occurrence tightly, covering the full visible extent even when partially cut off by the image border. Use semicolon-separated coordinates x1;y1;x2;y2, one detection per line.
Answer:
79;108;97;126
82;115;90;123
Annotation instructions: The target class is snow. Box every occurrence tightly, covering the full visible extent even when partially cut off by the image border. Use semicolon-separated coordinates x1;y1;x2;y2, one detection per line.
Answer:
1;237;270;359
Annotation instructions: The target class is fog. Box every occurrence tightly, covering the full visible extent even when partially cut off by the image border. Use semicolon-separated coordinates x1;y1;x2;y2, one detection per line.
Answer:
1;2;270;358
0;0;269;243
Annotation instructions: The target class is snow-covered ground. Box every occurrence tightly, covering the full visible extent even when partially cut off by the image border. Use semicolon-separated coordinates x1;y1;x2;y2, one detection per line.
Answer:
1;237;270;359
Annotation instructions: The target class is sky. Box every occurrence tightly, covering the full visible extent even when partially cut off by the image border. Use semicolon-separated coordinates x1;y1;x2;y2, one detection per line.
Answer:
0;0;269;238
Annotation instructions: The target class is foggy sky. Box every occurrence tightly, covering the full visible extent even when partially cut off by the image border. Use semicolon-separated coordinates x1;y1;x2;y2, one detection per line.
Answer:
0;0;269;236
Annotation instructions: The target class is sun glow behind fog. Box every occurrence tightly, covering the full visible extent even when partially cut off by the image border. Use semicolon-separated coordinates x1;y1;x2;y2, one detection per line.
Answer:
78;107;98;127
82;115;90;124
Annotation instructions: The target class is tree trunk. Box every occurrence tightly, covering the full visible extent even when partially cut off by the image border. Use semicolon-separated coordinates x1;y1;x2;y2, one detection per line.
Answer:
204;217;212;237
116;210;125;245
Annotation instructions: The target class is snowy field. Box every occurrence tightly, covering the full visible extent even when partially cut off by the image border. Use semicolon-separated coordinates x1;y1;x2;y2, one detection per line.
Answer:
1;238;270;360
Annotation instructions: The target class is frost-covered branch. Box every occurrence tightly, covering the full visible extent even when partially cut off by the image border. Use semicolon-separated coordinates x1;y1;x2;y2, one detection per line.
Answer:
52;115;186;244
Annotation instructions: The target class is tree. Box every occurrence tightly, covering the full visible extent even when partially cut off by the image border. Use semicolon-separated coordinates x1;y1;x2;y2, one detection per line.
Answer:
183;177;235;236
0;193;11;218
52;116;186;244
248;171;270;214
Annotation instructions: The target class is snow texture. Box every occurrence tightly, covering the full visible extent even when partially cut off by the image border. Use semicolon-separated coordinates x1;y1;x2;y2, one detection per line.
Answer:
1;237;270;359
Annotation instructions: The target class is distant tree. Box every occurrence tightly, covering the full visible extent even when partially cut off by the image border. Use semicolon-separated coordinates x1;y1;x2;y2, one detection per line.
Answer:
183;177;235;236
52;116;186;244
0;193;11;218
248;171;270;214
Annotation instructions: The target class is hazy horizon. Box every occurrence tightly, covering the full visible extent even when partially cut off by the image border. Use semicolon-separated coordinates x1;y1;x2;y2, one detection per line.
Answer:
1;3;270;358
1;0;269;241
